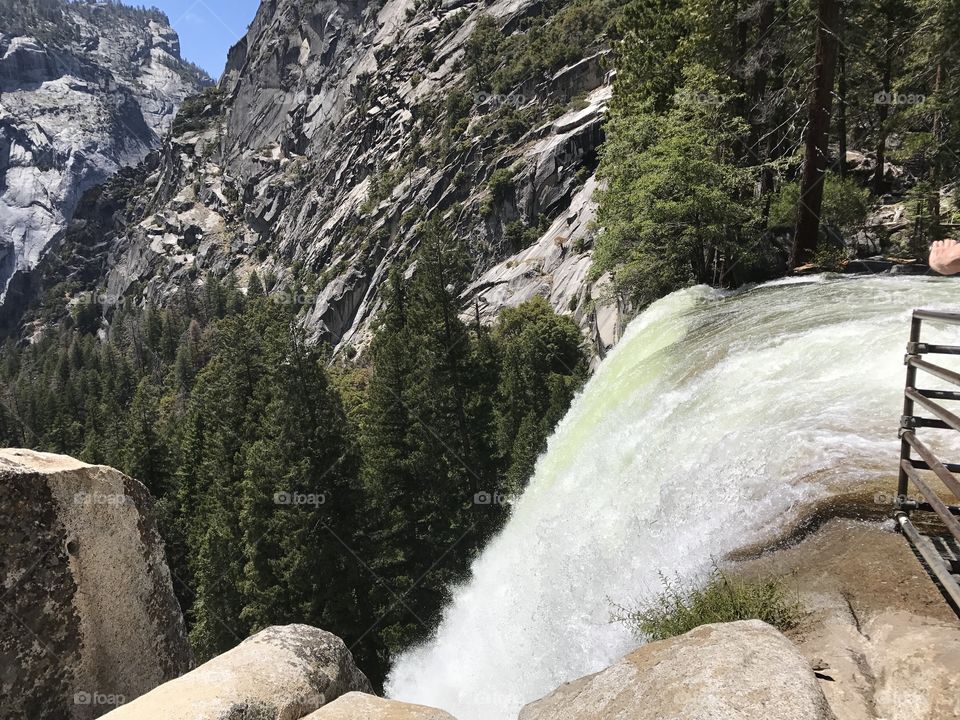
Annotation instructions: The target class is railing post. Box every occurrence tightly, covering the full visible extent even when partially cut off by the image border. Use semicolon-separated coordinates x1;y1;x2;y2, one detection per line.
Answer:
899;314;923;502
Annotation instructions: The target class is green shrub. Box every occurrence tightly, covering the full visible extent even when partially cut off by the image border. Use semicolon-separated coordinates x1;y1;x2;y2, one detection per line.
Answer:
444;89;474;131
172;87;226;136
488;168;516;202
505;219;540;248
465;0;624;94
494;0;626;93
362;164;411;212
465;15;504;90
768;175;871;237
440;9;469;36
613;567;802;642
486;105;538;143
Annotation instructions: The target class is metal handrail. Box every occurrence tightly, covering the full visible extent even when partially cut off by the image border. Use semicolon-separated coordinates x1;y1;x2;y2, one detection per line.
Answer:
908;356;960;387
913;309;960;325
899;460;960;542
905;389;960;433
898;309;960;606
896;513;960;609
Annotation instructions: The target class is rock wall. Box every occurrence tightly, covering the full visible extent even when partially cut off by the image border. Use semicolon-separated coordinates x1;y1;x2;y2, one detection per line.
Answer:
2;0;622;355
0;449;191;719
0;0;210;300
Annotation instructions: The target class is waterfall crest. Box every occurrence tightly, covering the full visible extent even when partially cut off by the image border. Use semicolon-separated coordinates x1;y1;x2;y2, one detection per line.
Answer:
386;276;960;720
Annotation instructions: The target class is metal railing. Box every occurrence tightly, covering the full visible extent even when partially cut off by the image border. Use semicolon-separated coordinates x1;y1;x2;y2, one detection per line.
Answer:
897;309;960;608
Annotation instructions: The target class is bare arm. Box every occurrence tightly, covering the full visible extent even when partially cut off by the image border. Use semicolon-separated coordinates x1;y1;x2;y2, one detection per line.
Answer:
929;239;960;276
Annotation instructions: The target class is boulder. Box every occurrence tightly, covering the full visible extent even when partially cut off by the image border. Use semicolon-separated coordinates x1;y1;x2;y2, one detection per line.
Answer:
0;449;191;720
866;611;960;720
519;620;833;720
303;692;457;719
101;624;373;719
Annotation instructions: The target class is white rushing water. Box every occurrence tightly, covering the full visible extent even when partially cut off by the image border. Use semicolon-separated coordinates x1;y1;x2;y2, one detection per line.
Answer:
386;275;960;720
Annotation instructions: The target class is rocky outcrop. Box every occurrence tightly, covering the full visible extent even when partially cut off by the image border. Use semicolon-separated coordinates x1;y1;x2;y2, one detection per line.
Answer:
101;624;373;720
465;168;622;358
303;692;457;719
3;0;621;353
737;517;960;720
0;449;191;720
519;620;834;720
0;0;210;299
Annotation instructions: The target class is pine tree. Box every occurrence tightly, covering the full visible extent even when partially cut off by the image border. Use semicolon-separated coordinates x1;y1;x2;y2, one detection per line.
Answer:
491;298;588;491
122;378;170;496
596;65;758;306
360;221;505;664
792;0;842;267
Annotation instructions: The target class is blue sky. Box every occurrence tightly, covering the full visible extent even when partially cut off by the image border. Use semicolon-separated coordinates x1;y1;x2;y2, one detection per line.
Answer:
150;0;262;79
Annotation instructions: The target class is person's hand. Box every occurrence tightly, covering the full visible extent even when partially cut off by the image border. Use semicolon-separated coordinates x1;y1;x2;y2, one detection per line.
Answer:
929;239;960;275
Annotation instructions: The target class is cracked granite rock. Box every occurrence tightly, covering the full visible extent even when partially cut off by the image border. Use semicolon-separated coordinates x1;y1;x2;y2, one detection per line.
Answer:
3;0;622;354
0;449;191;720
0;0;210;299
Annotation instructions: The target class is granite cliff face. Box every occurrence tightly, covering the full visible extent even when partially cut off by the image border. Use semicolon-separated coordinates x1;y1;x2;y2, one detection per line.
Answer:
0;0;210;301
4;0;621;354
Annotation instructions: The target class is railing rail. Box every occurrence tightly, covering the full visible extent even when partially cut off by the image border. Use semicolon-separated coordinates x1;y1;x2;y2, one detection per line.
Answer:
897;309;960;609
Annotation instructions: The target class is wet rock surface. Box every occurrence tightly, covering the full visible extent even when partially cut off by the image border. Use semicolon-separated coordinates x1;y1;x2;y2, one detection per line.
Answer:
738;518;960;720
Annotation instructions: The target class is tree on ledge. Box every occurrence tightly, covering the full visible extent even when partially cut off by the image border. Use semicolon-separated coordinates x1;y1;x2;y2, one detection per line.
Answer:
791;0;841;268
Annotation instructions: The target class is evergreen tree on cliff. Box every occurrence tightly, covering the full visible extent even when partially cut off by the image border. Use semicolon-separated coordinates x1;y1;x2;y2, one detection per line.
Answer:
361;220;505;662
791;0;841;267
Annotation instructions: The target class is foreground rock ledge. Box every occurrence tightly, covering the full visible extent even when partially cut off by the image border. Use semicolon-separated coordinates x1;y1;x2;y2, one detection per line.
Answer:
0;449;191;720
303;692;456;719
101;624;373;719
738;517;960;720
519;620;833;720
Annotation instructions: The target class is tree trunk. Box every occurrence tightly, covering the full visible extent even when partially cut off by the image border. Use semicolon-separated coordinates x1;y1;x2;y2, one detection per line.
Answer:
791;0;841;268
751;0;775;166
837;51;848;178
873;54;892;194
930;62;944;239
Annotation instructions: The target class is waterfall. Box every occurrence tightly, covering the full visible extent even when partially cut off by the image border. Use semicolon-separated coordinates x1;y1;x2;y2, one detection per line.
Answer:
386;275;960;720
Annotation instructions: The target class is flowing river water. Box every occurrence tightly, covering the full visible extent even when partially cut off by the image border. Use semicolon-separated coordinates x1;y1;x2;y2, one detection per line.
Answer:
386;275;960;720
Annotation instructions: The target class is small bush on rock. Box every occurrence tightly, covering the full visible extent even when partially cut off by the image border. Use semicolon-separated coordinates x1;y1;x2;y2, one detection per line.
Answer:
613;567;801;641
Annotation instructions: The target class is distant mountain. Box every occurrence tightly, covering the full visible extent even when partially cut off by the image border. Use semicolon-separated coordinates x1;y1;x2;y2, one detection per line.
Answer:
0;0;211;300
1;0;620;352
